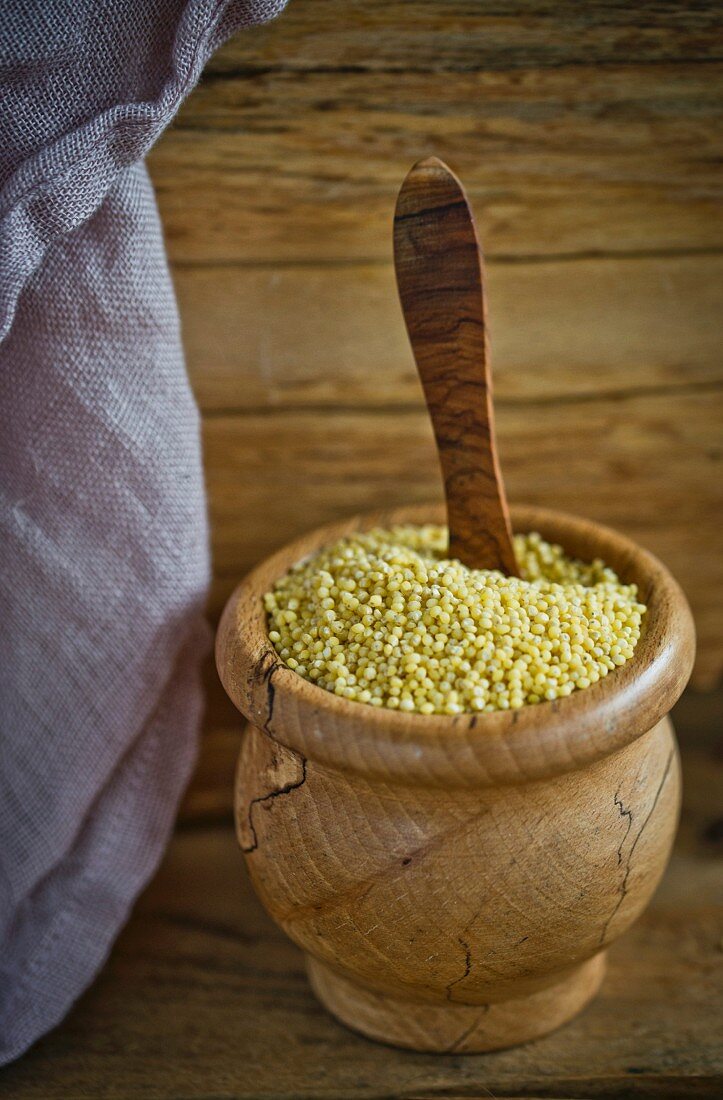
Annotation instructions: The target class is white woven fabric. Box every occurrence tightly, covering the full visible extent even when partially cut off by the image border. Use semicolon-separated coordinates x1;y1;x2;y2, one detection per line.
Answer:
0;0;287;1063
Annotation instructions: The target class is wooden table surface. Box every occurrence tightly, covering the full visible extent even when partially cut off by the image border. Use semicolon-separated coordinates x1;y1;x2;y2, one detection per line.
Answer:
4;691;721;1100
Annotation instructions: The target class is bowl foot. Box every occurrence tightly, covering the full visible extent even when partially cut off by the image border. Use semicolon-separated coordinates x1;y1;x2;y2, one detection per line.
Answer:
306;952;606;1054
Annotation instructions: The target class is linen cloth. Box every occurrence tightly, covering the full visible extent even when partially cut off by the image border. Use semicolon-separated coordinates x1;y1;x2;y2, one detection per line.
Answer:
0;0;286;1063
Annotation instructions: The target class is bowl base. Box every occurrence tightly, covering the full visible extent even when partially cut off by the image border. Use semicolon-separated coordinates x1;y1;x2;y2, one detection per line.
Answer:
306;952;606;1054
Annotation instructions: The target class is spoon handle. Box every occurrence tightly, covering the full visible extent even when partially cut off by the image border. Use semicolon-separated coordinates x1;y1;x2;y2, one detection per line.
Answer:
393;157;519;576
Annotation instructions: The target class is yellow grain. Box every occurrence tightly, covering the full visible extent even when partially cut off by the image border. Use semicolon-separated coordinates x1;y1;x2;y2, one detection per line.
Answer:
264;526;646;715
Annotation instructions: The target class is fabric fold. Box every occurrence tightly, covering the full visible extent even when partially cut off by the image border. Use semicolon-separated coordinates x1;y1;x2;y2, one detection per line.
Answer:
0;0;287;1063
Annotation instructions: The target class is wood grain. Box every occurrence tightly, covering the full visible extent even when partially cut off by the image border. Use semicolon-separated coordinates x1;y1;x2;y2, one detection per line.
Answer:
394;157;517;573
208;1;723;73
4;808;721;1097
177;254;723;413
218;503;695;787
181;682;723;838
216;503;694;1051
9;691;718;1094
203;388;723;688
6;2;720;1089
150;60;722;262
150;0;723;692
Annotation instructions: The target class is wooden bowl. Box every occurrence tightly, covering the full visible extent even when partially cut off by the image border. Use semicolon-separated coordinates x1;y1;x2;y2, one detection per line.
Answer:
216;503;695;1053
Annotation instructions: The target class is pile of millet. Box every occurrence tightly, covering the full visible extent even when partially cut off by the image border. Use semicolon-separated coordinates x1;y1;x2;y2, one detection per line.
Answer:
264;525;646;715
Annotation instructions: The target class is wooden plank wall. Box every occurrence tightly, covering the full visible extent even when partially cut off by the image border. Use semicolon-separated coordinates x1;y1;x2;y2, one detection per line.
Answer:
146;1;723;820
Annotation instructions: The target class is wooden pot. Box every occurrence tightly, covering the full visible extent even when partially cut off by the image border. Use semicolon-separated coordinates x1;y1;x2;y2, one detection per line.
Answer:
216;504;695;1053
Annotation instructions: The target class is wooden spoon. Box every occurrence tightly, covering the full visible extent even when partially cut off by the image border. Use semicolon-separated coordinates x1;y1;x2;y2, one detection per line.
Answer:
393;156;519;576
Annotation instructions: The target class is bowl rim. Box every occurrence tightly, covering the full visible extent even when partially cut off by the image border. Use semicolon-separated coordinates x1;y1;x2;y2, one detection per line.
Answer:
216;503;695;787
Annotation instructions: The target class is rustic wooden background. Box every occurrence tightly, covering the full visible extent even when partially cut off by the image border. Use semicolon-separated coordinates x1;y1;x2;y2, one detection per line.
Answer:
7;6;722;1096
145;0;722;822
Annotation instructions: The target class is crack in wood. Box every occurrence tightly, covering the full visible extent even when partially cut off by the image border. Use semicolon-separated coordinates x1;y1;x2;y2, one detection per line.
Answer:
613;787;634;867
254;650;279;734
599;749;675;945
444;1004;491;1054
446;937;473;1002
241;756;308;854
